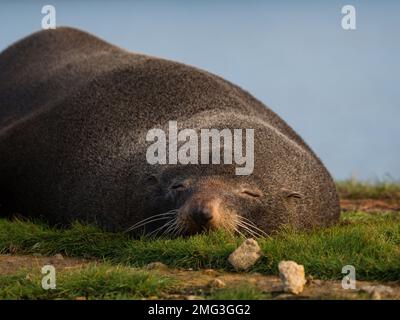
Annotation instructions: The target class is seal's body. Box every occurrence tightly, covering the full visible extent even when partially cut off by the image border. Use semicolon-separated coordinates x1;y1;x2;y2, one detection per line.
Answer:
0;28;340;236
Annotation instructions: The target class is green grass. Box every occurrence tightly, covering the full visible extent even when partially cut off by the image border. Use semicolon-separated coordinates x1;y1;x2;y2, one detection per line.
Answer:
1;210;399;281
1;180;398;299
336;178;400;200
209;285;268;300
0;264;174;300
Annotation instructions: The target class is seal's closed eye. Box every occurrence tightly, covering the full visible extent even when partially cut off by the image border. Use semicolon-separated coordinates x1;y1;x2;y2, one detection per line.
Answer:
241;189;262;198
281;188;303;199
288;192;302;199
170;183;186;190
169;178;192;191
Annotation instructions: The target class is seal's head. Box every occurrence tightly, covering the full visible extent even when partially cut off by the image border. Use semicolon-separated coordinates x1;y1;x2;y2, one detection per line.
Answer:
127;164;304;238
162;175;265;236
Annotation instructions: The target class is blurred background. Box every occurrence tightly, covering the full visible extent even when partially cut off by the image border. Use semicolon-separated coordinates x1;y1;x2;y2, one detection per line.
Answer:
1;0;399;180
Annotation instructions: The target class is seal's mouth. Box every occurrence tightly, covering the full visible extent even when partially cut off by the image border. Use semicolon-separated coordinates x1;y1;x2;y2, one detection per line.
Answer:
124;197;267;239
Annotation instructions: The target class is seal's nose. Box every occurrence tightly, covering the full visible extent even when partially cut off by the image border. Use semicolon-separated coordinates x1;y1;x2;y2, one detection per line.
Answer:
191;207;213;227
183;195;222;233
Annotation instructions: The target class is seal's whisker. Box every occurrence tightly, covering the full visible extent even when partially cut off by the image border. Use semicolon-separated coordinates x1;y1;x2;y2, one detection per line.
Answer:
170;223;183;238
242;224;263;239
235;227;247;239
236;220;262;238
125;215;170;233
233;217;245;235
236;222;260;239
128;218;172;233
126;216;172;232
237;220;259;234
172;227;182;238
170;223;180;237
161;219;178;237
238;217;268;237
130;210;177;227
147;219;175;238
225;226;235;237
239;216;265;231
240;216;267;234
124;210;177;233
125;216;173;233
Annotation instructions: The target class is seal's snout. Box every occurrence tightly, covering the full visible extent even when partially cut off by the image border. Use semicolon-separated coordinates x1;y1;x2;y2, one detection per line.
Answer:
191;206;213;227
181;195;223;233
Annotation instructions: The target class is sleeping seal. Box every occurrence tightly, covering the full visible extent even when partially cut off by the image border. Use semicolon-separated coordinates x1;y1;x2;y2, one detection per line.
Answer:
0;27;340;236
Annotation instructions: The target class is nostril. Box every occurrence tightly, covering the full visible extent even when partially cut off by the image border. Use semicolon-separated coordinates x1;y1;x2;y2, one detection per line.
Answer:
192;208;213;226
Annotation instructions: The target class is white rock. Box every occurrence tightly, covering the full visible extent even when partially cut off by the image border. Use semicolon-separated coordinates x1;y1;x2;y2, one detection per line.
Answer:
228;238;261;271
278;260;307;294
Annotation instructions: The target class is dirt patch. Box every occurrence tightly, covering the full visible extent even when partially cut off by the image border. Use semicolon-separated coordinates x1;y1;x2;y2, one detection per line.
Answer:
155;266;400;300
2;255;398;300
340;199;400;213
0;254;90;275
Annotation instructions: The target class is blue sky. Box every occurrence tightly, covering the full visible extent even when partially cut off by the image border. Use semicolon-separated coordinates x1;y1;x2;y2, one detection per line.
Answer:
1;0;399;180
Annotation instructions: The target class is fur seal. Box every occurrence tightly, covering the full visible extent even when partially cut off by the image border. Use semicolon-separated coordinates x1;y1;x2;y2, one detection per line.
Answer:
0;27;340;236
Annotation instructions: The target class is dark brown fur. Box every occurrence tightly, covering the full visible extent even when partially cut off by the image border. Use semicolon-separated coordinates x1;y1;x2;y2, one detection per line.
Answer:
0;27;340;236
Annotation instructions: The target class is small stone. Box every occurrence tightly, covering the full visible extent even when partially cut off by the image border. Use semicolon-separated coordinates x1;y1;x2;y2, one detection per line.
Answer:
270;284;284;293
144;262;168;270
371;291;381;300
278;260;307;295
313;280;322;286
274;293;295;300
208;278;226;289
203;269;219;276
186;295;204;300
228;238;261;271
53;253;64;260
361;285;394;299
161;293;182;299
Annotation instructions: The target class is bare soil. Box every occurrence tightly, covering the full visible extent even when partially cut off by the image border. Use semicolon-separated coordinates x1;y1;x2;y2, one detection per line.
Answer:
340;198;400;212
